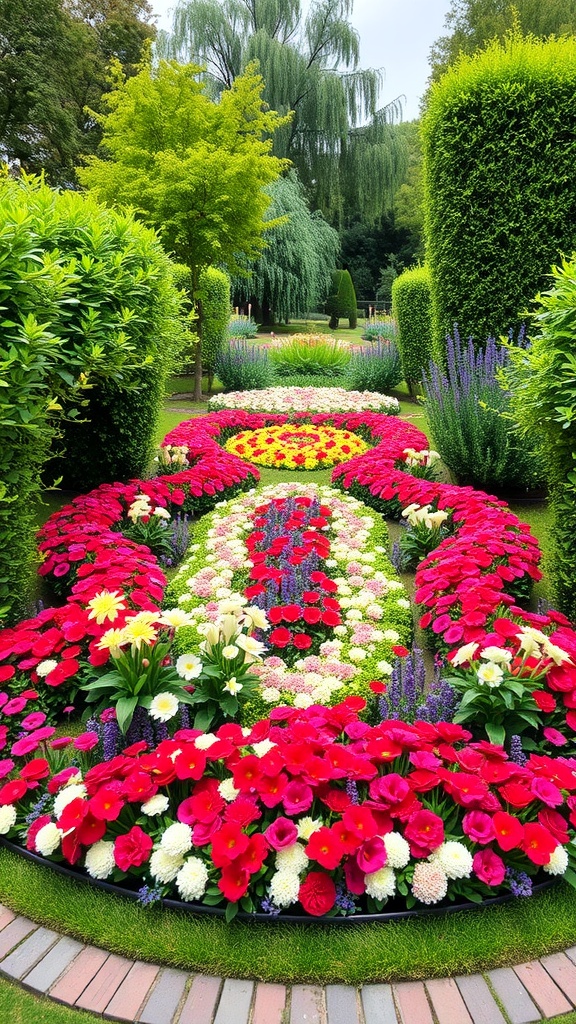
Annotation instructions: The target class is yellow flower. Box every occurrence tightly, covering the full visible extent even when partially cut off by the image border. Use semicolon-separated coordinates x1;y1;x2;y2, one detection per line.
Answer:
87;590;127;625
122;613;158;648
96;628;128;656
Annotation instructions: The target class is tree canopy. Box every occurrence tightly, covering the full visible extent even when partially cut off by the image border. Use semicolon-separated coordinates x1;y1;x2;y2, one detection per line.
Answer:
160;0;406;225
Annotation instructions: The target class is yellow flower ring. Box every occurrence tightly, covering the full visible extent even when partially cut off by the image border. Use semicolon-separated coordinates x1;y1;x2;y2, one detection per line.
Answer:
224;424;369;470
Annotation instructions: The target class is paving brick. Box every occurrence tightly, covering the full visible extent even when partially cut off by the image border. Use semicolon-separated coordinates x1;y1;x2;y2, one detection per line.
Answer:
565;946;576;966
138;967;188;1024
393;981;433;1024
49;945;109;1005
251;982;286;1024
178;975;222;1024
75;953;132;1013
22;936;84;995
0;926;57;980
361;984;398;1024
0;906;16;931
326;984;361;1024
104;960;160;1022
0;916;37;961
487;967;541;1023
290;984;326;1024
513;961;572;1018
213;977;254;1024
426;977;474;1024
541;952;576;1005
455;975;506;1024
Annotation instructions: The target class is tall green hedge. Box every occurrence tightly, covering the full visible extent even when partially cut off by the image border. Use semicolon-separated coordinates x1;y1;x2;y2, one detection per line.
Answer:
421;35;576;351
391;266;433;391
198;267;230;390
326;269;357;329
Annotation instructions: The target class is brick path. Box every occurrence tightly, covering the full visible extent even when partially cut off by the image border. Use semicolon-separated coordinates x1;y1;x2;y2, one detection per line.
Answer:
1;902;576;1023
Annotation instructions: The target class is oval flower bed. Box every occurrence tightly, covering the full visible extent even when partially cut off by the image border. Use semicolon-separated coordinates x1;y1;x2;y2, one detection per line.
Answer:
223;425;369;470
1;412;576;922
208;386;400;416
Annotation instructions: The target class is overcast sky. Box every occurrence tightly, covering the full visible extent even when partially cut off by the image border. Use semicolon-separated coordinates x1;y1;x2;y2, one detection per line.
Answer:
149;0;452;121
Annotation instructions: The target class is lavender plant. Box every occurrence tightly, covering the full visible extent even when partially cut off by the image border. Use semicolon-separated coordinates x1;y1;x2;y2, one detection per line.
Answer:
345;338;403;393
422;327;543;492
362;319;398;343
378;648;457;723
215;340;272;391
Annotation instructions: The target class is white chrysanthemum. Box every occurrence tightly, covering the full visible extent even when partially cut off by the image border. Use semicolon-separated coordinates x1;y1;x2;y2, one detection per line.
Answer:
411;862;448;905
0;805;17;834
382;630;400;642
269;870;301;908
53;783;87;818
36;659;58;678
430;841;473;880
85;840;115;880
195;733;219;750
251;739;276;758
294;693;314;709
297;817;323;841
333;625;348;636
365;866;396;900
544;844;569;876
348;647;367;663
377;661;394;676
141;794;170;816
275;842;309;874
176;856;209;901
176;654;203;680
35;822;63;856
396;598;411;610
160;822;193;857
149;692;180;723
262;687;281;703
150;848;185;884
383;831;411;869
218;778;240;802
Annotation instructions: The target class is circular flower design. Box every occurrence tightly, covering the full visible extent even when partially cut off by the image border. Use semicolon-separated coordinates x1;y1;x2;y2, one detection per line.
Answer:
224;424;369;470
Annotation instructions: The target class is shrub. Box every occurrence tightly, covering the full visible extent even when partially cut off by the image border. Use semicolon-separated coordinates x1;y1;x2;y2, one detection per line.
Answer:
392;266;434;391
269;335;350;377
345;338;403;393
422;328;542;494
215;340;272;391
362;318;397;343
326;269;357;329
228;315;259;339
503;257;576;619
198;267;231;390
421;35;576;351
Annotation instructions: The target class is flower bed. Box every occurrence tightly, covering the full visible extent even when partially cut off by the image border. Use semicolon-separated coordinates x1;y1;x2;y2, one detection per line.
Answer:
223;425;369;470
208;387;400;415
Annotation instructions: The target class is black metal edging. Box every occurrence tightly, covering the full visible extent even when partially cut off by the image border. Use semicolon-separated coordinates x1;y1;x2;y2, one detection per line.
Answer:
0;837;557;926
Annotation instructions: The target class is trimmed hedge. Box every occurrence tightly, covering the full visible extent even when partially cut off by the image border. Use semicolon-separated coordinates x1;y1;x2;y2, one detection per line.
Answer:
392;266;433;389
199;267;231;389
326;269;357;329
421;35;576;351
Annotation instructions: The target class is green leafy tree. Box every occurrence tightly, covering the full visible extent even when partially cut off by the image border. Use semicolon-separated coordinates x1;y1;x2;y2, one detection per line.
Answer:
430;0;576;79
79;58;289;399
160;0;406;225
233;172;340;324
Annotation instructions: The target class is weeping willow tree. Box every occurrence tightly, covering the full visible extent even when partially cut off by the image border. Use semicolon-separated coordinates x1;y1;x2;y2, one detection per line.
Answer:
159;0;407;225
233;171;340;323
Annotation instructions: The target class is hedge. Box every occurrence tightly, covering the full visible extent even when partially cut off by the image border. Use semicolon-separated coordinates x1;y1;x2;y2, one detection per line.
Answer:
391;265;433;389
198;267;231;390
327;269;357;329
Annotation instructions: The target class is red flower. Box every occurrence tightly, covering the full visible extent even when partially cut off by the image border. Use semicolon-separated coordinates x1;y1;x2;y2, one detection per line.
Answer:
492;811;524;851
0;779;27;805
522;823;558;865
114;826;153;871
218;862;250;902
532;691;556;713
306;826;345;870
404;809;444;857
298;871;336;916
90;784;125;821
211;823;250;867
392;645;410;657
269;627;292;649
369;680;387;694
293;633;312;650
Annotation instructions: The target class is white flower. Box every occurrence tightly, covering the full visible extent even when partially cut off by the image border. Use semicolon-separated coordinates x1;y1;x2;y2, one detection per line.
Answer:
0;805;17;834
262;687;281;703
149;692;180;723
382;630;400;642
153;506;171;519
195;733;219;750
141;794;169;816
294;694;314;709
160;822;193;857
36;659;58;678
476;662;504;688
251;739;276;757
480;646;513;665
159;609;196;629
377;661;394;676
176;856;209;901
235;634;266;659
365;866;396;900
450;642;480;666
275;842;309;874
269;870;301;908
85;840;115;880
348;647;367;663
53;783;87;818
297;817;323;841
396;598;411;610
150;848;184;883
35;822;63;856
544;844;569;876
218;778;240;802
411;862;448;905
382;831;411;869
430;841;473;880
243;606;269;630
224;677;243;695
222;644;239;660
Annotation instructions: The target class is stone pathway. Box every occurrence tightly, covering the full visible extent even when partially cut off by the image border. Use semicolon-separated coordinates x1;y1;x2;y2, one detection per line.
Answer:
2;904;576;1022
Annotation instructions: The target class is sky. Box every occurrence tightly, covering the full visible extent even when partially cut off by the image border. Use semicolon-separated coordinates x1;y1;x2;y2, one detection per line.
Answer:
148;0;452;121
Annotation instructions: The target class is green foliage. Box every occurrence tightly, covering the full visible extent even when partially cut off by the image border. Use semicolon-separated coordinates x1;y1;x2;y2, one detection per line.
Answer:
503;256;576;619
344;338;403;393
232;172;340;324
392;265;433;390
362;318;397;342
422;35;576;351
326;269;358;329
198;267;231;387
228;316;259;339
215;341;273;392
270;336;350;377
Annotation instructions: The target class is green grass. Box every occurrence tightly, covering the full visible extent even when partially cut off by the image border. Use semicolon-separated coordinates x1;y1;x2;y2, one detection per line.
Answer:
0;848;575;985
0;978;101;1024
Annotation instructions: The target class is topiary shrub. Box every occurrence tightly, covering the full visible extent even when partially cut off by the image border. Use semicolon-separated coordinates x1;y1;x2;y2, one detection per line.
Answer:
198;267;231;391
326;269;357;329
392;266;433;392
421;35;576;352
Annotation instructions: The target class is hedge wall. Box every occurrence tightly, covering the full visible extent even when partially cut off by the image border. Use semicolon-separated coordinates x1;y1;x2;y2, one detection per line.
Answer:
421;35;576;352
198;267;231;389
391;265;433;389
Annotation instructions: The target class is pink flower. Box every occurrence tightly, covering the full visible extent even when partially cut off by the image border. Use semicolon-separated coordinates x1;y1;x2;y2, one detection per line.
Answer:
473;848;506;886
264;817;298;851
74;732;99;752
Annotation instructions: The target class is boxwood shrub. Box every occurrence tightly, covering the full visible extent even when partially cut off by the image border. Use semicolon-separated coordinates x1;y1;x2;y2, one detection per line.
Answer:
392;266;433;389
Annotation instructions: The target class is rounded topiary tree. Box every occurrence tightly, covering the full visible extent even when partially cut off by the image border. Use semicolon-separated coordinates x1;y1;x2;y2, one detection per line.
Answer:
422;35;576;353
392;266;433;393
326;268;357;329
